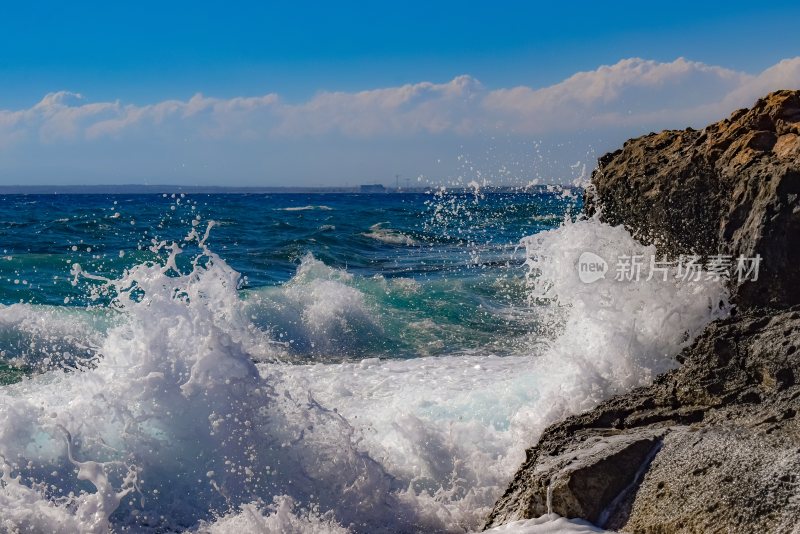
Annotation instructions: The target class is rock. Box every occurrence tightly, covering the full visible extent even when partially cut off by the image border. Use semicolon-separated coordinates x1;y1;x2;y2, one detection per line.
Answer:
486;309;800;532
585;90;800;309
489;430;662;526
487;93;800;532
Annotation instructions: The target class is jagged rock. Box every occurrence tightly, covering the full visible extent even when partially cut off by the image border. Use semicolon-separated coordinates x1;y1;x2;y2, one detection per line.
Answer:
489;430;663;526
585;90;800;309
487;92;800;533
486;309;800;532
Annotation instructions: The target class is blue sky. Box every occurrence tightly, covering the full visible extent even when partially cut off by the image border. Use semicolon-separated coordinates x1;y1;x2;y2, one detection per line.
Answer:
1;1;799;185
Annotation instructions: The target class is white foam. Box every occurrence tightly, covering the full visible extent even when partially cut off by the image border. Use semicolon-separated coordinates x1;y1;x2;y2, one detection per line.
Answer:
0;216;728;532
0;302;109;370
253;218;728;529
483;513;610;533
197;496;348;533
276;205;334;212
246;254;383;357
361;223;417;245
0;459;85;533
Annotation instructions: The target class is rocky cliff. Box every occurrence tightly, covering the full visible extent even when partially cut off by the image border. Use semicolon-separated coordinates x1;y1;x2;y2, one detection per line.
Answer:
585;89;800;309
486;91;800;533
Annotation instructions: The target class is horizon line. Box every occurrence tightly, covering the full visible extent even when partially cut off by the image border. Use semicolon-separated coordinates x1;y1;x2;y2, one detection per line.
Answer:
0;183;580;194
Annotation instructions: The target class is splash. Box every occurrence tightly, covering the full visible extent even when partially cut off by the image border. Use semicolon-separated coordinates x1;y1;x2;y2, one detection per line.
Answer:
197;496;349;533
245;254;384;358
0;215;727;532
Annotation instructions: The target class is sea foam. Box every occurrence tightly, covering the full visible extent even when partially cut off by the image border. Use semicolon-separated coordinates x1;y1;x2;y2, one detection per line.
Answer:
0;216;727;532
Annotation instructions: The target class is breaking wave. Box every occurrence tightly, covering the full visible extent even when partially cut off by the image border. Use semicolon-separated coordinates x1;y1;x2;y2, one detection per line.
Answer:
0;216;728;532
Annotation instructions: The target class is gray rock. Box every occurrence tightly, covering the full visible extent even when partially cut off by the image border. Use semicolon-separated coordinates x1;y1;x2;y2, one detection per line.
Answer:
487;92;800;533
489;430;662;527
487;309;800;532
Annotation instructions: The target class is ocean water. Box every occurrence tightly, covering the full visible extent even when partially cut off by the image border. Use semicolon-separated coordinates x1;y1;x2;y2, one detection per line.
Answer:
0;190;728;533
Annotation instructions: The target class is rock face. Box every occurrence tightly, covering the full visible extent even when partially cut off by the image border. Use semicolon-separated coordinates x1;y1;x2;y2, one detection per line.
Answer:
585;90;800;309
487;309;800;532
487;91;800;533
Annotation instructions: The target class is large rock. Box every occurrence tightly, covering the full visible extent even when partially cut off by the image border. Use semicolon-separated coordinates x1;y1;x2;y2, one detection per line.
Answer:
489;429;663;526
486;309;800;532
487;92;800;533
585;90;800;309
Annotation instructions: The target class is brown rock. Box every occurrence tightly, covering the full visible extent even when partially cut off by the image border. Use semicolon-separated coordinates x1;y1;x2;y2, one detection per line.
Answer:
585;90;800;309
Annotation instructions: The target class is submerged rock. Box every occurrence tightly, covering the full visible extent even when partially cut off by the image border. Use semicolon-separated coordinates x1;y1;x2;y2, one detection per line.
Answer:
488;91;800;532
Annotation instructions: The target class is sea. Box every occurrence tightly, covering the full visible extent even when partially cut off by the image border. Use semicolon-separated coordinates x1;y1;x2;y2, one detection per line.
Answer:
0;189;728;533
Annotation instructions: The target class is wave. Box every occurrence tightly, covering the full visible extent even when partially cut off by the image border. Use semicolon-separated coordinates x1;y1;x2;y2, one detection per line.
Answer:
0;217;727;532
246;254;384;358
276;205;334;212
361;222;417;246
0;303;111;371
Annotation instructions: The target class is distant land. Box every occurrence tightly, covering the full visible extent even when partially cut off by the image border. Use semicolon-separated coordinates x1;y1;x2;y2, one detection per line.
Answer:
0;184;579;195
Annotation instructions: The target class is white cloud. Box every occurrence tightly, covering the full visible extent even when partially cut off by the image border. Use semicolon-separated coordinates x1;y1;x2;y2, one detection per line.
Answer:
716;57;800;111
2;57;799;148
482;58;756;132
274;75;483;137
1;57;799;184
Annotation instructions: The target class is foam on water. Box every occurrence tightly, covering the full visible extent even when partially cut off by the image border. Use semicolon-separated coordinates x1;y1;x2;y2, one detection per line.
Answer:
361;223;418;246
0;303;110;373
483;514;610;533
0;216;728;533
197;497;349;533
276;205;334;212
255;219;728;531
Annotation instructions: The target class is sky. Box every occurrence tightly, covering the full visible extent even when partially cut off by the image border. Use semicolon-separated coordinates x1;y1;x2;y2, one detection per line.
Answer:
1;1;799;186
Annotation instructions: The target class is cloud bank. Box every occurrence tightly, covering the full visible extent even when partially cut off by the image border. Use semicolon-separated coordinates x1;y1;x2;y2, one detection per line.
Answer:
1;57;799;184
